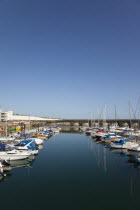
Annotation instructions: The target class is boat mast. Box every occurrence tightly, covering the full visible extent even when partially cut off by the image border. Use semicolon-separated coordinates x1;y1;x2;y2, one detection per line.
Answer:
103;104;106;130
138;106;140;131
97;109;100;128
90;112;92;128
115;105;117;134
5;121;7;137
129;102;132;137
29;114;31;131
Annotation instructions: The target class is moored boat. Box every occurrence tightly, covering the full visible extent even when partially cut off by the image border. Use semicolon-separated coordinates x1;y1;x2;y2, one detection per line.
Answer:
14;140;38;155
110;139;138;149
0;137;15;142
0;144;31;160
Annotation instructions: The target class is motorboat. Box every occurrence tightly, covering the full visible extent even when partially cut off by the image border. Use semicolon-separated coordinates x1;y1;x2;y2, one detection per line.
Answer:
16;137;43;146
128;144;140;156
52;129;60;134
96;131;108;139
128;145;140;152
19;133;43;143
0;144;31;160
14;140;38;155
39;132;49;137
29;138;43;145
0;136;15;142
46;130;54;135
32;134;47;139
85;129;93;135
104;133;121;140
110;139;139;149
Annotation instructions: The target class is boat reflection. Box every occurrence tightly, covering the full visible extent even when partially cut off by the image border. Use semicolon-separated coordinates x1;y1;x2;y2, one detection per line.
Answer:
10;159;34;169
0;171;12;182
38;145;43;150
60;126;80;133
110;148;129;156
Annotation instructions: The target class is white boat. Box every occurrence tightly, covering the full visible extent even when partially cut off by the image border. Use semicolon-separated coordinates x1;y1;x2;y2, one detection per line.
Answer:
15;138;43;146
16;147;38;155
53;129;60;134
14;140;38;155
110;139;139;149
96;132;108;139
0;137;15;142
0;149;31;160
128;145;140;156
30;138;43;145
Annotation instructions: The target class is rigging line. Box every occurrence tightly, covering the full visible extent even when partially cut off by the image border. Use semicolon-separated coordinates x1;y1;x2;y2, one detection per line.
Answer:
134;95;140;118
98;105;104;121
130;103;137;120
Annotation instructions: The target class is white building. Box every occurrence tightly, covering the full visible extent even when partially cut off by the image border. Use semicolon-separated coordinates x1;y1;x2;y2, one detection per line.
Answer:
0;110;58;122
0;110;13;122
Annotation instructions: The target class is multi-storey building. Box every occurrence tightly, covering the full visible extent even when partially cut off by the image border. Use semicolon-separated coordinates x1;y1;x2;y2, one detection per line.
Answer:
0;110;13;122
0;110;58;122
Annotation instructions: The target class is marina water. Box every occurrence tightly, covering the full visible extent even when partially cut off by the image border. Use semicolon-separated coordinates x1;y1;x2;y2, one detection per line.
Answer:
0;127;140;210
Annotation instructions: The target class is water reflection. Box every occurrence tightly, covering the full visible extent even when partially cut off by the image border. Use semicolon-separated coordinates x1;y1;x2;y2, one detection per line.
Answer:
60;126;80;133
1;130;140;210
10;159;34;169
0;158;35;183
89;135;140;172
88;134;140;198
38;145;43;150
110;148;129;156
0;171;12;183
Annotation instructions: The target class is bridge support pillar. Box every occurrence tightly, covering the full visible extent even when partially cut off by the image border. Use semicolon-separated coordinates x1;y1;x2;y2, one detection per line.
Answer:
71;122;79;126
82;122;89;127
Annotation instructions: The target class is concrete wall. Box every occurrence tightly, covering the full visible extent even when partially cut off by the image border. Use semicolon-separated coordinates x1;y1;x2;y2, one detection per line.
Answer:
12;115;58;121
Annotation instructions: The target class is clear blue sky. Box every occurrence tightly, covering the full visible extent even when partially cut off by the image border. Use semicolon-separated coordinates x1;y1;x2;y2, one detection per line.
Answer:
0;0;140;119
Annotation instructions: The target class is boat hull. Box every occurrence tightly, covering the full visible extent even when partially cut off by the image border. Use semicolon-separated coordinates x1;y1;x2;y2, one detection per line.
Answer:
0;150;31;161
0;154;30;161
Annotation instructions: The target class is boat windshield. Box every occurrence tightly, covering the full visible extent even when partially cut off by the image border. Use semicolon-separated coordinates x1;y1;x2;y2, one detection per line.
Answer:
6;145;16;151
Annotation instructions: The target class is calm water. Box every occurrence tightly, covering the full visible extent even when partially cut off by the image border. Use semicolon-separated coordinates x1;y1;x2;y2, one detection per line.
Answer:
1;129;140;210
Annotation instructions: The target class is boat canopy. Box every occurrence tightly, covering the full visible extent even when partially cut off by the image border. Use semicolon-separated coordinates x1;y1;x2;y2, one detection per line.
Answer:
0;144;5;151
113;139;125;145
20;134;31;139
15;140;36;150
